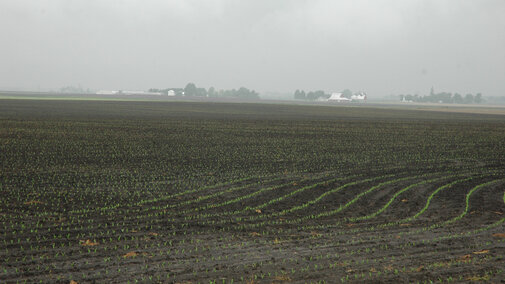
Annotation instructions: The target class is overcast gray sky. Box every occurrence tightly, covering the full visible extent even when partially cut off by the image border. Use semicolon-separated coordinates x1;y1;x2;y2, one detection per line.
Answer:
1;0;504;97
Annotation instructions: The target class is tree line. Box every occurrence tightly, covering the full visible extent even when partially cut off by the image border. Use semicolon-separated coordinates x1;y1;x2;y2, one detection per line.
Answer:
149;83;260;99
400;87;483;104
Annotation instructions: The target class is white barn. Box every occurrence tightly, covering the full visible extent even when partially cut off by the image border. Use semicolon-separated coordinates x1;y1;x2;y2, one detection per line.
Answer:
328;93;351;102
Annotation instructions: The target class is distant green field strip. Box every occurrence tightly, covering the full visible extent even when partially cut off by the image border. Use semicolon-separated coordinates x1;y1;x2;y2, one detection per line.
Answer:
0;95;159;102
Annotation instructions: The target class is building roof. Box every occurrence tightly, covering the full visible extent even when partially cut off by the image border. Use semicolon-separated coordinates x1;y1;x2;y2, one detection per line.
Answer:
328;93;351;101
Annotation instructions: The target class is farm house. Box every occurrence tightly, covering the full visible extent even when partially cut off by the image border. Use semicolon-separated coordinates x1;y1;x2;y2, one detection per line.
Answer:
351;92;367;101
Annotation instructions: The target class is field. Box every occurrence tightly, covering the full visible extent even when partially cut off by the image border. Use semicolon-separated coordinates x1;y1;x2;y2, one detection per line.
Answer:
1;99;505;283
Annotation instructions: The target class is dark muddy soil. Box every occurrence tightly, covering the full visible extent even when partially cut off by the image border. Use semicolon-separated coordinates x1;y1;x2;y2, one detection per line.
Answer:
1;100;505;283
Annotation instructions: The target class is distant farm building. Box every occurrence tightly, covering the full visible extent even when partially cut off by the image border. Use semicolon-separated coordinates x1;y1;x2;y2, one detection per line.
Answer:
351;92;367;101
401;96;413;103
166;88;184;96
328;93;352;102
96;90;119;95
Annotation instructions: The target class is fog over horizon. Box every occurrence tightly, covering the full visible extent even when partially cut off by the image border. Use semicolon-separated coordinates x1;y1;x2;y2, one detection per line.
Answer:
1;0;504;98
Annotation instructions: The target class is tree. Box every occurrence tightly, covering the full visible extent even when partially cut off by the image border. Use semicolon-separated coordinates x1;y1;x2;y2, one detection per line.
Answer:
208;87;217;97
237;87;248;98
439;92;452;103
196;88;207;97
235;87;259;99
341;89;353;98
453;93;463;104
314;90;326;100
474;93;483;104
294;90;306;100
184;83;197;97
250;90;260;100
464;94;474;104
306;91;317;101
